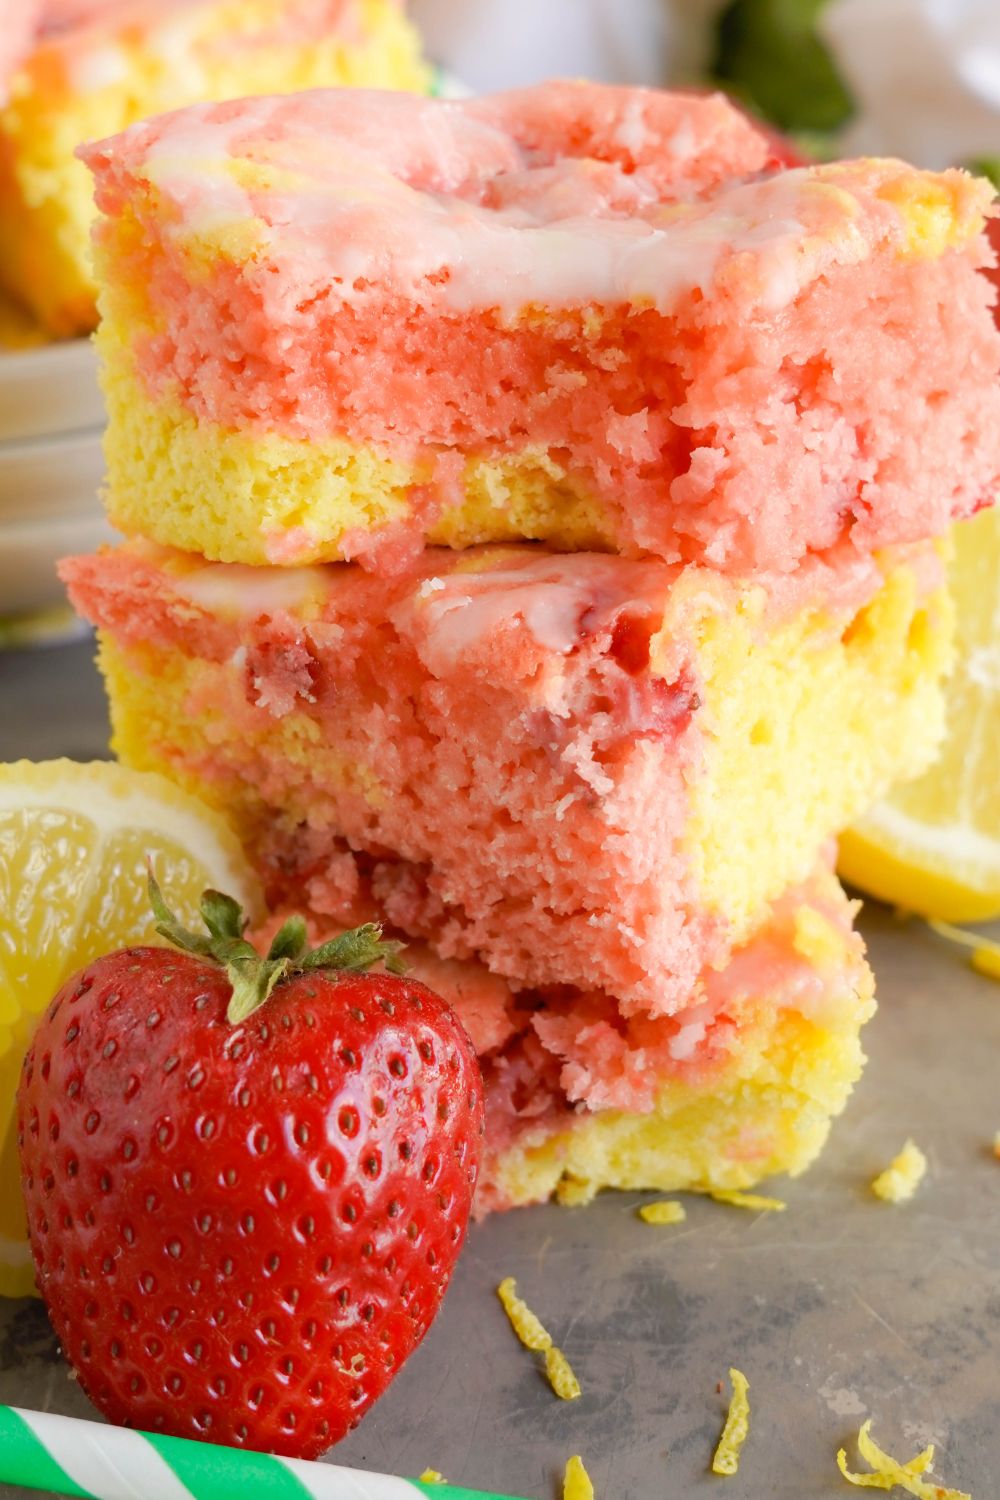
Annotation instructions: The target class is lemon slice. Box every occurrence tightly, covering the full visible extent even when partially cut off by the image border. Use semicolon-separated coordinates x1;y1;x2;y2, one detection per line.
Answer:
840;507;1000;921
0;760;259;1298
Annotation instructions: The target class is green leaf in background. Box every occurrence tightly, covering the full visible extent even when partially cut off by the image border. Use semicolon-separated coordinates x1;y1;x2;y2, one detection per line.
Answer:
714;0;854;136
966;157;1000;190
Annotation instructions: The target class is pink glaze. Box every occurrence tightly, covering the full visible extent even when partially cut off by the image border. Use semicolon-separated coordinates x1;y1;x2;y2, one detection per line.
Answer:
83;82;1000;574
255;865;867;1213
64;540;891;1017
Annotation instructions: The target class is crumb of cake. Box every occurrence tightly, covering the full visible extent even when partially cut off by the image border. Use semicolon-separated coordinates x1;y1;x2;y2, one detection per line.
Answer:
871;1141;928;1203
837;1419;970;1498
710;1191;787;1212
993;1132;1000;1160
928;919;1000;982
556;1176;598;1208
497;1277;581;1401
418;1471;445;1484
638;1200;687;1225
564;1454;595;1499
712;1368;751;1476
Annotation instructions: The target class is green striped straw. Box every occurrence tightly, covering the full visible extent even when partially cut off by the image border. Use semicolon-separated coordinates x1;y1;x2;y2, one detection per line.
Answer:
0;1406;528;1500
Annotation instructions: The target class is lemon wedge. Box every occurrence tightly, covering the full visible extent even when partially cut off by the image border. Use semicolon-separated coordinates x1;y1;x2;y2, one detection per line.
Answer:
0;760;258;1298
840;507;1000;921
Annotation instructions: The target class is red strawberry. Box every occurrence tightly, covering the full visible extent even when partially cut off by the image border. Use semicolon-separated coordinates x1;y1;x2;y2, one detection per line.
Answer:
17;878;484;1458
759;123;809;171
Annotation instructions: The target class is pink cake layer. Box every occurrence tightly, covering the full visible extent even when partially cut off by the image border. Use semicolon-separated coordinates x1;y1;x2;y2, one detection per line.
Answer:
84;81;1000;573
254;863;872;1214
64;537;948;1019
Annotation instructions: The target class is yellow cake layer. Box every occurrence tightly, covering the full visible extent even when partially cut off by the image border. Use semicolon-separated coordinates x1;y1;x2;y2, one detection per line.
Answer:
0;0;429;336
683;549;953;930
98;354;621;565
91;543;951;962
490;961;875;1210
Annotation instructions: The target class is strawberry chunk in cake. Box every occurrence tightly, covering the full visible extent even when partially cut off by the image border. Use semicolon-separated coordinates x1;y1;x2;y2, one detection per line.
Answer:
82;81;1000;569
63;537;950;1018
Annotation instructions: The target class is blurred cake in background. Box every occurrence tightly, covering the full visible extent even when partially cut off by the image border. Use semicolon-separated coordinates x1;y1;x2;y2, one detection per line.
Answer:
0;2;41;104
0;0;430;338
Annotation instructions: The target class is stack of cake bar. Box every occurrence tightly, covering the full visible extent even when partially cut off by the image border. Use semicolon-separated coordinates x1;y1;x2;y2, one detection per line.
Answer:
64;81;1000;1211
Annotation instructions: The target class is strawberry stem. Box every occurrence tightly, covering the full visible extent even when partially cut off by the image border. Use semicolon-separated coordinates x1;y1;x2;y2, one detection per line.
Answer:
266;914;308;962
301;925;406;974
147;869;407;1025
226;953;292;1025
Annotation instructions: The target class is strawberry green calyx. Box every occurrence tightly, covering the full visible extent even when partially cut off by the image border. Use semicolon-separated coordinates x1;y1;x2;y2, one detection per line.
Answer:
147;871;407;1025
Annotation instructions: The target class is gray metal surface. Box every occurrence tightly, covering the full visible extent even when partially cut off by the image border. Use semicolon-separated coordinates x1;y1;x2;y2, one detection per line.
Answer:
1;640;998;1499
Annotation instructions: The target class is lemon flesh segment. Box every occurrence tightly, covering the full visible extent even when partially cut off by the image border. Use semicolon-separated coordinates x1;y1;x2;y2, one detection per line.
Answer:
0;759;258;1298
841;507;1000;921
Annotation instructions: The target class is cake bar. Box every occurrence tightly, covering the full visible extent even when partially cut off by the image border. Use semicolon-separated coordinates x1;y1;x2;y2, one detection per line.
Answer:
63;537;950;1017
82;81;1000;569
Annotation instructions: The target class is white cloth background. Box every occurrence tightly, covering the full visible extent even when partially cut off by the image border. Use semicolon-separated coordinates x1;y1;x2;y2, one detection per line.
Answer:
410;0;725;92
823;0;1000;167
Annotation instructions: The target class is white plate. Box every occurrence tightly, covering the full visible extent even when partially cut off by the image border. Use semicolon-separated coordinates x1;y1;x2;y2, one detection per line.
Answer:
0;426;105;525
0;337;103;444
0;509;115;617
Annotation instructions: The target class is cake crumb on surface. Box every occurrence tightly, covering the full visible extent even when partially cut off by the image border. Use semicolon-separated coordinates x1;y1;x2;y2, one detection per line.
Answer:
638;1199;687;1225
712;1368;751;1476
993;1132;1000;1160
564;1454;594;1499
556;1176;597;1207
497;1277;581;1401
711;1190;787;1212
418;1471;445;1485
837;1418;970;1497
871;1140;928;1203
